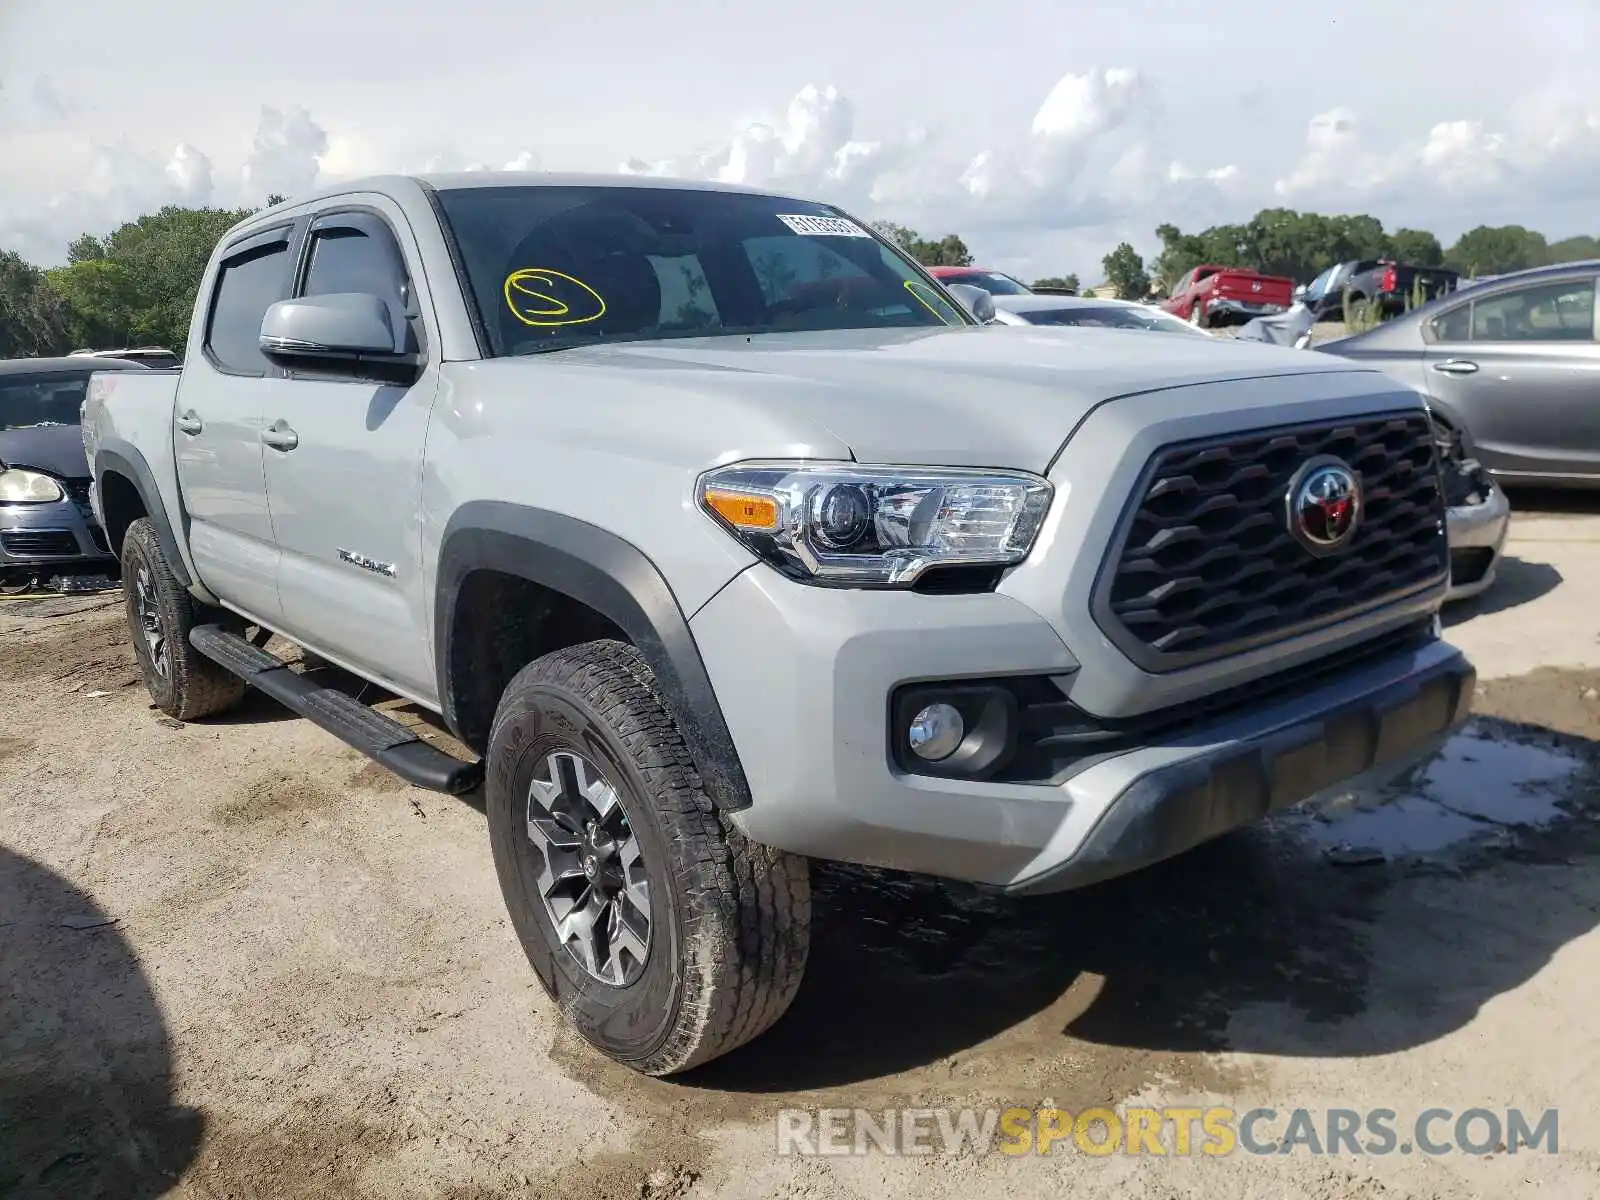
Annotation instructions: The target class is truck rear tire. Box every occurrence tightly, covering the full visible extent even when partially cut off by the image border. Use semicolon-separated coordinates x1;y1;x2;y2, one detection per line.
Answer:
120;518;247;720
485;638;810;1076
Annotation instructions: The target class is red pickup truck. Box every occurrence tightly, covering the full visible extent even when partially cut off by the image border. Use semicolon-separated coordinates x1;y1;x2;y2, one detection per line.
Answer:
1162;264;1294;328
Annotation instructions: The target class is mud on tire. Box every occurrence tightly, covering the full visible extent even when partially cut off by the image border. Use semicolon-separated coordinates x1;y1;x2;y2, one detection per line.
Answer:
486;638;810;1076
121;518;246;720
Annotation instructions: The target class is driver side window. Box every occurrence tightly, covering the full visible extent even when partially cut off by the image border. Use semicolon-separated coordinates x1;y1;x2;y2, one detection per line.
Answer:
300;218;414;349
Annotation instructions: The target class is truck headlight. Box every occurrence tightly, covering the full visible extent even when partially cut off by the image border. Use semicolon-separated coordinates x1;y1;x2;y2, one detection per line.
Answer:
697;461;1053;587
0;468;66;504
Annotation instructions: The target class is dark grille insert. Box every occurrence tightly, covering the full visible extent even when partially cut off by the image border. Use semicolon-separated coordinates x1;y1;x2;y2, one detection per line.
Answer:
1097;412;1447;669
2;530;80;557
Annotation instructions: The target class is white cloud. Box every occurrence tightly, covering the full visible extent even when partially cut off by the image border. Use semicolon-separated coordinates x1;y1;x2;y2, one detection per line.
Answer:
241;104;329;200
164;143;215;205
619;84;888;200
29;76;69;121
4;61;1600;280
1274;82;1600;222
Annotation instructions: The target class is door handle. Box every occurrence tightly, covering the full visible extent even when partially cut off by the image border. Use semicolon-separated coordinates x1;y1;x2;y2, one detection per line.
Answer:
261;419;299;451
1431;359;1479;375
176;410;203;435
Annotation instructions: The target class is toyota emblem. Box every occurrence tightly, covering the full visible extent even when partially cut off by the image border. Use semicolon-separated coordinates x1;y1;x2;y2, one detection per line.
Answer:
1251;280;1263;292
1287;457;1362;554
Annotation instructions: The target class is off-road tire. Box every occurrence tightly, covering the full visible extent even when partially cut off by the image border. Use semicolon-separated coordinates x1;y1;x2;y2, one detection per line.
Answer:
486;638;810;1076
120;518;246;720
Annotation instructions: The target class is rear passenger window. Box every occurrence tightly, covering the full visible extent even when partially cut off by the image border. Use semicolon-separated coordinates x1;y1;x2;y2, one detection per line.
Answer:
1427;303;1472;343
206;240;292;374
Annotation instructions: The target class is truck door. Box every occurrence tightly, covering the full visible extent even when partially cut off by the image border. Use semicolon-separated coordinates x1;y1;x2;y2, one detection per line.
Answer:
174;224;296;623
258;203;441;702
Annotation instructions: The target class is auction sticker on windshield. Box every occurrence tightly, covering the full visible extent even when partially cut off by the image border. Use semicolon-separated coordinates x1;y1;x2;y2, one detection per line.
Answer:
776;214;872;237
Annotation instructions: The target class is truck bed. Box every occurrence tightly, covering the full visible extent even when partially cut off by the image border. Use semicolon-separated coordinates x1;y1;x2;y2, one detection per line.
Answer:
80;367;183;558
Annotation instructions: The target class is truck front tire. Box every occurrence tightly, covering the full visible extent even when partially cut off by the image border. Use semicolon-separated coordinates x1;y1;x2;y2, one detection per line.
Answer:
120;518;247;720
485;638;810;1076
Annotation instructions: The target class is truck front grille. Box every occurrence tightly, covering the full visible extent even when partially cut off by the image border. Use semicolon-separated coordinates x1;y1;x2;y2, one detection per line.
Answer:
1095;411;1448;670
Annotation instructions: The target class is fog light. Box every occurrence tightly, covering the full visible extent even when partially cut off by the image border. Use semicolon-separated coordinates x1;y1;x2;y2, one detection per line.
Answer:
908;702;965;761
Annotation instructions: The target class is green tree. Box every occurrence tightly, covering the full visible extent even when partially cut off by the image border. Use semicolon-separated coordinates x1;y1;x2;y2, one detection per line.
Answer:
869;220;974;267
45;259;138;349
1444;225;1549;277
1390;228;1444;267
0;250;70;357
58;203;259;349
1033;274;1080;291
1544;235;1600;266
1102;242;1151;300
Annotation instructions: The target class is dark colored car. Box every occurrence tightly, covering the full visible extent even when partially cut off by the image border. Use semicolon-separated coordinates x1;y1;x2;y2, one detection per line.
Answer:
1317;259;1600;487
925;266;1035;296
1302;260;1461;321
0;356;147;592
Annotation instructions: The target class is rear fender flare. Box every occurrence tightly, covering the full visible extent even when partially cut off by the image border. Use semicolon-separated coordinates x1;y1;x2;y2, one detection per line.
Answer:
93;440;209;597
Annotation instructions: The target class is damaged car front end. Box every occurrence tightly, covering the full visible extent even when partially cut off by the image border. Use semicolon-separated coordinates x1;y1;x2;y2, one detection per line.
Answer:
1434;417;1510;602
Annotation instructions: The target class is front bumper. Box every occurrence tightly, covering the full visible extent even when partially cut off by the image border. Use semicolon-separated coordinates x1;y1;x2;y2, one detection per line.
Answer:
693;567;1474;894
0;488;116;582
1444;479;1511;602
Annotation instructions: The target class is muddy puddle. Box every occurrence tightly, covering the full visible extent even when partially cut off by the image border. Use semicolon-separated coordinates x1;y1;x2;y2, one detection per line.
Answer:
1284;717;1588;863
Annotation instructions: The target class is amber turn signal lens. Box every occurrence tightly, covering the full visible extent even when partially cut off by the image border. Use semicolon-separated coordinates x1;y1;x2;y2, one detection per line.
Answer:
704;488;780;531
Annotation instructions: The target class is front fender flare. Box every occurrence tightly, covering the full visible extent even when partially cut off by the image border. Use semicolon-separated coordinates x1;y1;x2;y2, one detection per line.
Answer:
435;502;753;813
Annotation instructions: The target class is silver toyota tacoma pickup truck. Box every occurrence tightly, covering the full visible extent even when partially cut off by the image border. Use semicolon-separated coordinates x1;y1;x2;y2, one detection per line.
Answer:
82;173;1475;1076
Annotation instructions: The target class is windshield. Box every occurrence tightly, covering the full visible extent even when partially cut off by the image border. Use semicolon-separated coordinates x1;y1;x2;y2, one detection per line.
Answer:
433;185;971;356
944;271;1032;296
1019;305;1209;335
0;374;90;431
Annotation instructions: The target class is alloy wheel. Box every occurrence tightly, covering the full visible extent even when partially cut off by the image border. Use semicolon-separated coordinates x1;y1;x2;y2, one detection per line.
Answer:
134;565;169;678
525;750;652;986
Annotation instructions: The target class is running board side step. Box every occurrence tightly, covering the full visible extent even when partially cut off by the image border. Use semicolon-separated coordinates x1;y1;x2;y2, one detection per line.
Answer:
188;624;483;795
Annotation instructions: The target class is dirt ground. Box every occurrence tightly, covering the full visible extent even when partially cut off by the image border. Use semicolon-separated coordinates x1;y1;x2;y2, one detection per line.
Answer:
4;495;1600;1199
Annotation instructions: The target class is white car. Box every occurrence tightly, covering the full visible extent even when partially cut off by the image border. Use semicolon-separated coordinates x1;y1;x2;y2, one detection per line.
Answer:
989;294;1214;335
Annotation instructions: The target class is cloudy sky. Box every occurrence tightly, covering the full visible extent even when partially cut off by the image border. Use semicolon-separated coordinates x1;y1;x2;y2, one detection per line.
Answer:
2;0;1596;280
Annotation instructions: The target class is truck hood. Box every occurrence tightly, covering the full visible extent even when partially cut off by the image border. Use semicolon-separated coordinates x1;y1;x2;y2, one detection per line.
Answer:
0;423;90;480
539;325;1379;472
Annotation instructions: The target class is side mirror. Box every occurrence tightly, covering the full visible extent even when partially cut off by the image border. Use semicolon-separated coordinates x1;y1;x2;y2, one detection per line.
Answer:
944;283;996;324
260;293;405;365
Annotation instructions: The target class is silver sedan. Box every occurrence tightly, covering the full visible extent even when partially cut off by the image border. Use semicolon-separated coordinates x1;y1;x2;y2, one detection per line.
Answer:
1317;259;1600;488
